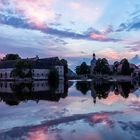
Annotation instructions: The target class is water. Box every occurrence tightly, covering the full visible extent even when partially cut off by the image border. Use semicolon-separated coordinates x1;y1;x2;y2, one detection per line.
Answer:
0;80;140;140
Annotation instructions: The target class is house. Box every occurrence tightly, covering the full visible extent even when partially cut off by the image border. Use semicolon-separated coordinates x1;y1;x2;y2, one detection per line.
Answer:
0;57;64;80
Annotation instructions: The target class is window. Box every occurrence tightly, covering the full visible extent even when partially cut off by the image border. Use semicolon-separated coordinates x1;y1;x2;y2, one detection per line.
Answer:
5;73;7;78
5;83;7;88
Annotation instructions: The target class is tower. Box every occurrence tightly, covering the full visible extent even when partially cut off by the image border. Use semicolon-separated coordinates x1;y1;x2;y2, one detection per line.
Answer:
90;53;96;74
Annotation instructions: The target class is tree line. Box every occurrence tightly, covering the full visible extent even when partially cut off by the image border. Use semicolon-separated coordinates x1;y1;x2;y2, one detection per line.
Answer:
75;58;136;75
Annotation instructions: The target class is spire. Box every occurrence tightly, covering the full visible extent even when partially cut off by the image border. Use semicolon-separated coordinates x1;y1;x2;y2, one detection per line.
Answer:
93;53;96;58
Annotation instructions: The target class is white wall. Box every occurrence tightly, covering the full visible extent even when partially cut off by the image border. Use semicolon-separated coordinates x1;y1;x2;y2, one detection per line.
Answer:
0;68;13;80
55;66;64;80
0;82;13;93
0;66;64;80
32;69;49;80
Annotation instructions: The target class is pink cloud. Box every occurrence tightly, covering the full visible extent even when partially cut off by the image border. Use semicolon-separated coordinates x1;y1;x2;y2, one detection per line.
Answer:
98;48;133;61
91;113;109;122
100;94;122;105
90;33;107;40
28;126;56;140
13;0;56;28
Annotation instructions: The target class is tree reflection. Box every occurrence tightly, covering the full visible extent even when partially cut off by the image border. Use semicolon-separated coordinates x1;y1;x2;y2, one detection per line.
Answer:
75;81;138;104
76;82;90;95
0;80;139;106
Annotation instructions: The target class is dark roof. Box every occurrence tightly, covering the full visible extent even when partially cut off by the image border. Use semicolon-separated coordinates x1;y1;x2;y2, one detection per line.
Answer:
0;57;63;69
0;60;17;69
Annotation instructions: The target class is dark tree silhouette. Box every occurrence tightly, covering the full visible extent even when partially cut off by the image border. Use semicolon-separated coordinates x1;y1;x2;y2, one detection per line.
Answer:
94;58;110;74
3;54;21;61
121;59;131;75
75;62;90;75
48;68;59;91
76;81;90;95
61;59;68;78
11;60;32;78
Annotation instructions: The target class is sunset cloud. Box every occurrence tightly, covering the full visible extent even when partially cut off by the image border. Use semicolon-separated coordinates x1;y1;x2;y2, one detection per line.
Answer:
16;0;57;27
0;0;140;69
98;48;122;60
0;0;57;28
90;33;107;40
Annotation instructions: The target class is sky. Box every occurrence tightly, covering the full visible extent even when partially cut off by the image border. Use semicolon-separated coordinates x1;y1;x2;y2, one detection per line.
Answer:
0;0;140;69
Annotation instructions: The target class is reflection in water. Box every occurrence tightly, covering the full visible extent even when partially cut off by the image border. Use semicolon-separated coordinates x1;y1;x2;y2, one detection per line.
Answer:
0;81;140;140
76;81;139;104
0;80;68;106
0;80;139;106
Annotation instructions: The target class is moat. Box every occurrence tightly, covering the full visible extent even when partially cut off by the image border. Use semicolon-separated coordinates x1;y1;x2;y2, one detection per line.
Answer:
0;80;140;140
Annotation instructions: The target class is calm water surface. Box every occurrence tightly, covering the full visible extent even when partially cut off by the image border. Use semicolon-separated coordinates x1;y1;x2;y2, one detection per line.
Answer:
0;80;140;140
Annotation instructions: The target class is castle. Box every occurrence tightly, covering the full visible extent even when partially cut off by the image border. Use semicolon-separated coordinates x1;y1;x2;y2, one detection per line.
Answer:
0;57;64;80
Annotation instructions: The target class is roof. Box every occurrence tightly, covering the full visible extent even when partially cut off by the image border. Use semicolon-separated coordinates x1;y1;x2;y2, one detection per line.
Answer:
0;60;17;69
0;57;63;69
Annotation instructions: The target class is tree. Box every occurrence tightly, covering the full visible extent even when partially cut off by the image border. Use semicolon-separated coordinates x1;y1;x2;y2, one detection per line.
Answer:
75;66;81;75
11;60;32;78
61;59;68;78
113;61;120;73
3;54;21;61
76;81;90;95
121;59;131;75
94;58;110;74
75;62;90;75
94;58;102;74
48;68;59;91
101;58;110;74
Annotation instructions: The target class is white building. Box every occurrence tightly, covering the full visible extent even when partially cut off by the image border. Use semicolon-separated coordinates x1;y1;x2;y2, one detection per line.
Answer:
0;57;64;80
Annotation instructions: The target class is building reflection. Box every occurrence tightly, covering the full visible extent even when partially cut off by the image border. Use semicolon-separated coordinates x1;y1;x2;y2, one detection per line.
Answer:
0;80;68;106
0;80;139;106
76;81;139;104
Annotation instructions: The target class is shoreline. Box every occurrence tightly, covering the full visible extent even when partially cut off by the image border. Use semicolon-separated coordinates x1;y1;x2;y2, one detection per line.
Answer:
68;75;134;82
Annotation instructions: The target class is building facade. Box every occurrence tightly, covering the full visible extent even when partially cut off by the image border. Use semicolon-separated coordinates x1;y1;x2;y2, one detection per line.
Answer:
0;57;64;80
